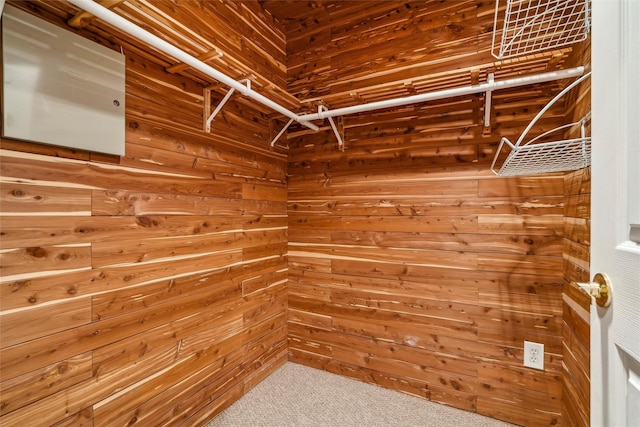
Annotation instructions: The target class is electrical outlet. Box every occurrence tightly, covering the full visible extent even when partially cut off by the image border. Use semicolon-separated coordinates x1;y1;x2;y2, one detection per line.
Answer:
524;341;544;370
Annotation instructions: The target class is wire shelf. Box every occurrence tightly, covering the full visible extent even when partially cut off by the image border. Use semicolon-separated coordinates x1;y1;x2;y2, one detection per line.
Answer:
492;136;590;176
491;72;591;176
492;0;591;59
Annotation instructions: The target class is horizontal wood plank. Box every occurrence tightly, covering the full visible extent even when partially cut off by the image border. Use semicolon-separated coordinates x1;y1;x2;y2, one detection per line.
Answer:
0;244;91;279
288;196;564;216
92;190;285;216
0;298;92;349
0;183;91;216
0;352;93;416
0;1;589;425
0;150;241;198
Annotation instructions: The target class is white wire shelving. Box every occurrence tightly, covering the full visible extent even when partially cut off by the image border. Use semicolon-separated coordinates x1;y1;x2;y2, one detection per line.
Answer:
492;0;591;59
491;72;591;176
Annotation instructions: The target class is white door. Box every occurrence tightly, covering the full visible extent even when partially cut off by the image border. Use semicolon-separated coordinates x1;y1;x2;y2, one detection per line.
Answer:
591;0;640;426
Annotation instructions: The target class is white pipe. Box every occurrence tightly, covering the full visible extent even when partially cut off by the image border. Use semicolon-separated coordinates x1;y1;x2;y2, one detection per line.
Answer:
66;0;320;132
297;66;586;122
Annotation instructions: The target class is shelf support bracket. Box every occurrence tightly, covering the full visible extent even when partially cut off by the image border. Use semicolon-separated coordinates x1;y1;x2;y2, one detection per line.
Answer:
320;105;344;151
205;79;251;133
483;73;494;133
270;118;294;149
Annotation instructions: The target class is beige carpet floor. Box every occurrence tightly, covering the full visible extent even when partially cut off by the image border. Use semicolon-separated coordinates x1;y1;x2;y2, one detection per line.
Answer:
206;362;517;427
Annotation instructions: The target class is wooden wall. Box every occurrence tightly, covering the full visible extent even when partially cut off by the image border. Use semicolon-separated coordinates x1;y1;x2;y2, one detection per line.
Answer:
0;1;593;426
562;167;591;427
283;2;585;426
561;36;592;427
286;106;567;427
0;3;289;426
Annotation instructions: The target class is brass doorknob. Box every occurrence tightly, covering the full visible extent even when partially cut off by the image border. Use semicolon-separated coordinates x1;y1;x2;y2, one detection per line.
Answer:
574;272;612;308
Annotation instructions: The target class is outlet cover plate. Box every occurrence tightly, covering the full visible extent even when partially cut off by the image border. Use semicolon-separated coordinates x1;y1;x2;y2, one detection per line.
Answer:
524;341;544;370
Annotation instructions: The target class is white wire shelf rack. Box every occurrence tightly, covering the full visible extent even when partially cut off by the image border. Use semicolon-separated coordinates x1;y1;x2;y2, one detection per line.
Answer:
491;72;591;176
492;0;591;59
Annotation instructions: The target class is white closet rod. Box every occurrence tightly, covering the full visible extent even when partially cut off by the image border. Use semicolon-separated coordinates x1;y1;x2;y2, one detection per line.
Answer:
298;67;585;121
68;0;585;135
66;0;320;132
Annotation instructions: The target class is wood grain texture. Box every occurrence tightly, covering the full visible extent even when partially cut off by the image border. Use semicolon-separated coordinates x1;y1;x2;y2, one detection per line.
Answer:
0;1;592;426
265;0;572;109
0;244;91;278
562;168;591;427
561;35;591;426
283;3;586;425
0;352;93;416
0;183;91;216
287;126;568;426
0;2;289;425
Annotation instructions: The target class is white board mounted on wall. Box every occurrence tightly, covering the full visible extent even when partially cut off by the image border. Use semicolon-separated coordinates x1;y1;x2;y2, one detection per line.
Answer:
1;5;125;156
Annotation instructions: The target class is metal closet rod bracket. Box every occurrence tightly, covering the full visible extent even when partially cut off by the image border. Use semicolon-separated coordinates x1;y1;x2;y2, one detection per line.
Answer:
319;105;344;151
484;73;495;128
270;118;294;149
205;79;251;133
270;105;345;150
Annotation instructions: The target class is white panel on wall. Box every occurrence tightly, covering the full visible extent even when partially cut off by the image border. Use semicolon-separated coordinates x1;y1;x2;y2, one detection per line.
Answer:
1;5;125;155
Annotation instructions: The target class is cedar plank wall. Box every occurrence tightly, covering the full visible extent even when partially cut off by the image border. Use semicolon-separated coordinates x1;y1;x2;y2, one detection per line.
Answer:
562;167;591;427
282;2;586;426
561;37;592;427
0;2;289;426
0;1;592;426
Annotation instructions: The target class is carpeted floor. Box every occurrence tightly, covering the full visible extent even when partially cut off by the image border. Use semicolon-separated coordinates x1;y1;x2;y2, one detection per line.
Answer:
206;362;516;427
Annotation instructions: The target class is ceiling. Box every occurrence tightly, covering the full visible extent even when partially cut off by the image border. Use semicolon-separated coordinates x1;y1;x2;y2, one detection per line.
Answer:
5;1;587;119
